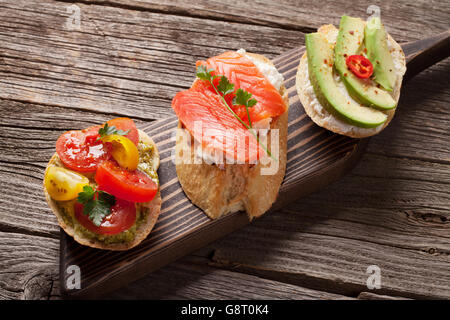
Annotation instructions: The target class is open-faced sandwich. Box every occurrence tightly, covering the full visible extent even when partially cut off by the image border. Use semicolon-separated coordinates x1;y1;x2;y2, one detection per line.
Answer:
171;50;289;220
43;118;161;250
297;15;406;138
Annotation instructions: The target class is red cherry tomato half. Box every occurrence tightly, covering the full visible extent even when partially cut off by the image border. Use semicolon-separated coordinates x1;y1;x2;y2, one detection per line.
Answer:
56;126;109;173
74;198;136;235
107;118;139;146
95;160;158;203
55;118;139;173
345;55;374;79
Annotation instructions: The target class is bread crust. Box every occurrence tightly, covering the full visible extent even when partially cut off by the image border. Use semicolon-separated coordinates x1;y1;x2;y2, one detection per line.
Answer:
175;52;289;220
43;129;161;251
296;24;406;138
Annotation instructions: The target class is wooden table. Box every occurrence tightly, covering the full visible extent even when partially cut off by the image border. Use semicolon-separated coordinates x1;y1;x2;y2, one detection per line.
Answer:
0;0;448;300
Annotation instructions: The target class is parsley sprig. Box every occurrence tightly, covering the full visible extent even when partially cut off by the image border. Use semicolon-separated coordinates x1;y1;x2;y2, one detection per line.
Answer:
196;66;255;129
77;185;116;226
97;123;129;140
196;65;275;160
216;76;235;96
233;88;257;128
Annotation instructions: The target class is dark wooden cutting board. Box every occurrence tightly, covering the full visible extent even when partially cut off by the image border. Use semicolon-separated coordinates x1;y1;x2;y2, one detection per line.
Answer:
60;31;450;298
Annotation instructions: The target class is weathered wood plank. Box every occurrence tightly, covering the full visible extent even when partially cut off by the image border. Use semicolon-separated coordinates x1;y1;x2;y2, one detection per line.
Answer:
0;231;353;300
0;161;62;238
0;100;148;165
0;0;302;119
367;59;450;163
357;292;411;300
104;256;354;300
67;0;450;42
0;232;59;300
210;234;449;299
0;99;148;131
207;153;450;299
277;154;450;251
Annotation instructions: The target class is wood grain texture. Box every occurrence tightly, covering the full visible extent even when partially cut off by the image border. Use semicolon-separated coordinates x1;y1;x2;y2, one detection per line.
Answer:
209;196;449;299
64;0;449;42
0;0;448;300
357;292;411;300
104;256;354;300
0;232;59;300
367;59;450;163
0;0;302;119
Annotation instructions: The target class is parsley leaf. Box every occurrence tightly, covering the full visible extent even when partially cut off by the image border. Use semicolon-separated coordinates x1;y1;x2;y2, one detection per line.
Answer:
194;65;276;160
233;88;257;109
77;185;95;203
216;76;235;96
98;123;129;139
77;185;116;227
233;89;257;128
196;65;216;82
85;192;115;226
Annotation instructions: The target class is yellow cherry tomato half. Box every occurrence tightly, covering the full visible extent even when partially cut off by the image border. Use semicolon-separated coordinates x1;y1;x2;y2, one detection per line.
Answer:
102;134;139;170
44;166;90;201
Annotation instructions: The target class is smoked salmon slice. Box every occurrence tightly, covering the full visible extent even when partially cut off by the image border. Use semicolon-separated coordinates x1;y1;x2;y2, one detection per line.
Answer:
196;51;286;125
172;88;262;163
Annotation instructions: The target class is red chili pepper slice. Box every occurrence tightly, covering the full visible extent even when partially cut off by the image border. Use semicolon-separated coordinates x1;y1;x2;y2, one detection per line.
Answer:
345;55;374;79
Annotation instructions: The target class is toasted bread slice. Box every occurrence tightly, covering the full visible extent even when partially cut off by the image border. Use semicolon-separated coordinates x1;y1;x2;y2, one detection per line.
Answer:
296;24;406;138
43;129;161;251
175;52;288;220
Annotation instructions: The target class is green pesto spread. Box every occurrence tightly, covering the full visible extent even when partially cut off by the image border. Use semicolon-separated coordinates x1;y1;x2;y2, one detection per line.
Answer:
137;141;159;184
55;140;158;245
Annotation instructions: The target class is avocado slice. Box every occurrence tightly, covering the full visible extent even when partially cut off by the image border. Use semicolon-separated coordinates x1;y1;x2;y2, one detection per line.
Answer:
365;17;396;91
306;32;387;128
334;16;396;110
